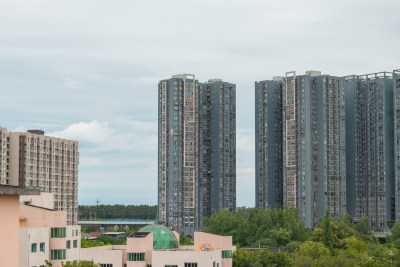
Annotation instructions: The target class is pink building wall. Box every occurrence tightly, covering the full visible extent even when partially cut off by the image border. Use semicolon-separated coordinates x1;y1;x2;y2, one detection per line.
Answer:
194;232;233;267
127;232;153;267
19;205;66;227
0;194;20;267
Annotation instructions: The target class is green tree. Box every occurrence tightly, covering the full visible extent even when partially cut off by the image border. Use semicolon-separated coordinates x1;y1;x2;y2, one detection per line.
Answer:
62;261;100;267
321;209;334;252
314;255;357;267
355;216;375;241
232;248;255;267
80;238;109;248
295;241;330;260
387;221;400;249
203;207;310;247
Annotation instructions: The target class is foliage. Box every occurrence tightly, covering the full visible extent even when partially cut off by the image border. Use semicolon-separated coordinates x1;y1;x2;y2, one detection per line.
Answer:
81;226;100;233
62;261;100;267
80;238;109;248
179;232;194;245
295;241;330;260
354;217;376;242
386;221;400;249
204;207;400;266
311;213;356;250
79;204;157;220
233;248;293;267
203;207;311;247
285;241;302;254
321;209;334;252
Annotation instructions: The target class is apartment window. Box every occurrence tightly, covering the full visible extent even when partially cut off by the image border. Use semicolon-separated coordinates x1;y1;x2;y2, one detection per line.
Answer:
100;265;113;267
222;250;232;258
31;243;37;253
184;264;198;267
147;265;152;267
51;227;66;238
40;243;45;252
51;249;66;260
165;265;177;267
66;240;71;249
127;253;145;261
73;240;78;248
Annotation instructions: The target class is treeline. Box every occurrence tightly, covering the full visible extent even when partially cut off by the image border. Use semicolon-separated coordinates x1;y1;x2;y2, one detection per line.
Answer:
203;207;310;247
79;204;157;220
203;207;400;266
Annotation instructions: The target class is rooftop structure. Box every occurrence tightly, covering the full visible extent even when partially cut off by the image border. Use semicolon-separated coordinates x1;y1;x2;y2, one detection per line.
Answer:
138;224;179;249
127;225;234;267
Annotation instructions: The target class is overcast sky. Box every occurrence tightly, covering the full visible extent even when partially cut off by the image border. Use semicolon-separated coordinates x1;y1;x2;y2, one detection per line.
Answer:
0;0;399;207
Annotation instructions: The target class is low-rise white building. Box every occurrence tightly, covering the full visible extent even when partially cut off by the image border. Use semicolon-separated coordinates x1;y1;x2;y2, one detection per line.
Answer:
19;204;81;267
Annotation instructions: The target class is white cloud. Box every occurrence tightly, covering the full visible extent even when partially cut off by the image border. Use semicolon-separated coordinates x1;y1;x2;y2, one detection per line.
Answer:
49;120;113;143
64;78;82;89
50;120;157;152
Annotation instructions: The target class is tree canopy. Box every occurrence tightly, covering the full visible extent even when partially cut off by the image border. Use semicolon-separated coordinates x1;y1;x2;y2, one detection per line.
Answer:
79;204;157;220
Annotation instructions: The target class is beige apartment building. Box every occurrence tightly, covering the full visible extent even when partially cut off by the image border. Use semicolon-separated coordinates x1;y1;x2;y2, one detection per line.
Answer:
0;128;79;225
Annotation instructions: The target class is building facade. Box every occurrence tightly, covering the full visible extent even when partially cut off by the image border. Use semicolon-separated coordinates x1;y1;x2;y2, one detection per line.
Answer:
19;198;81;267
158;74;236;235
127;225;234;267
394;69;400;221
255;78;283;210
255;71;347;227
346;72;395;229
199;79;236;219
0;128;79;225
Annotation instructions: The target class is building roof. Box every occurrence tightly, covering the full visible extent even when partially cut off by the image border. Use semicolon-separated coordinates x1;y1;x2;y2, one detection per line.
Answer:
0;185;40;196
138;225;179;249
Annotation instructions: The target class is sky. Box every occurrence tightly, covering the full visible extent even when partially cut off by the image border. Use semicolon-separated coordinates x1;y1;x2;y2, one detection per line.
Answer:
0;0;399;207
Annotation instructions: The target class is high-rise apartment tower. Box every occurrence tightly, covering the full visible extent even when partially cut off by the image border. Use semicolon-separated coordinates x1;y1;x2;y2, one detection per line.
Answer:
394;69;400;221
158;74;236;235
255;71;347;227
255;78;283;210
346;71;395;229
0;128;79;225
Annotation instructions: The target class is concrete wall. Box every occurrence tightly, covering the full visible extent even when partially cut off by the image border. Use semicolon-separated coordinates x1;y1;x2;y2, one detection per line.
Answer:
19;227;50;267
20;192;55;210
66;225;81;262
127;233;153;267
152;250;221;267
81;246;125;267
0;194;19;267
20;204;66;227
194;232;232;251
8;133;21;186
194;232;233;267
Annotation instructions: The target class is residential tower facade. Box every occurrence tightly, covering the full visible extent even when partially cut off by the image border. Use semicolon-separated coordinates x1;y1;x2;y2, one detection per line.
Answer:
0;128;79;225
158;74;236;235
255;71;347;227
346;72;395;228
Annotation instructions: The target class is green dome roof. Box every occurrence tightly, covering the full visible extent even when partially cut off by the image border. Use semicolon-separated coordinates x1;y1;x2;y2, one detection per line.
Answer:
138;225;179;249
